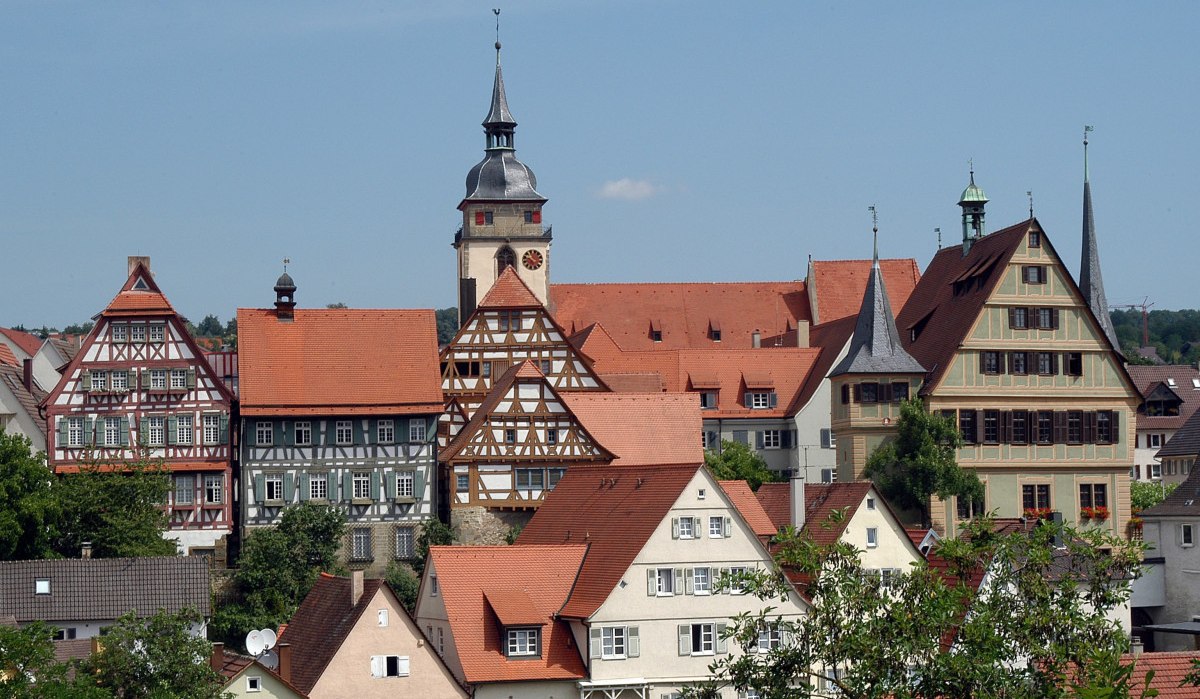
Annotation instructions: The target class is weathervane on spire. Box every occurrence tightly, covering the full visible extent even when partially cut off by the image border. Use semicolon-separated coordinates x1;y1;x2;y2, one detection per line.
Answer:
493;8;501;50
968;158;974;182
1084;124;1094;181
935;227;941;250
1027;191;1034;218
868;205;879;260
282;257;290;272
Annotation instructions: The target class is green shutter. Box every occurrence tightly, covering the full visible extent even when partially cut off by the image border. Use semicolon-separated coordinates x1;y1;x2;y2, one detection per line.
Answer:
167;416;178;446
185;367;196;389
282;421;293;447
369;471;380;500
299;473;310;501
383;471;393;499
356;420;367;446
284;473;295;501
273;423;284;448
254;474;265;502
56;417;69;447
327;472;338;500
119;416;130;446
139;417;149;446
342;472;353;501
85;417;96;445
219;414;229;443
414;470;426;500
81;370;91;392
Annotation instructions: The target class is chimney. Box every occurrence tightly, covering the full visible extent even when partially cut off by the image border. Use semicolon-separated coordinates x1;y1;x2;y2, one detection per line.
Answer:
22;359;32;392
81;542;93;560
351;570;364;607
127;255;151;276
790;472;806;530
752;331;762;348
277;642;292;683
795;320;810;348
210;642;224;674
1130;635;1143;657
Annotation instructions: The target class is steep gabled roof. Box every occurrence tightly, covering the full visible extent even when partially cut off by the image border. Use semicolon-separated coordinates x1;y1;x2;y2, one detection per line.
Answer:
1127;365;1200;430
281;574;385;694
559;392;702;465
479;266;543;309
829;245;924;377
0;328;41;359
517;463;701;619
429;545;588;684
790;316;856;414
98;260;174;317
718;480;778;538
0;362;48;431
1141;462;1200;518
237;308;442;415
0;343;17;367
809;258;921;325
1155;407;1200;459
754;482;873;545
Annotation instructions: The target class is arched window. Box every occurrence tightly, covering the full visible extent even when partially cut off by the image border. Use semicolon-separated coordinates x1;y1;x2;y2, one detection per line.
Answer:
496;247;516;276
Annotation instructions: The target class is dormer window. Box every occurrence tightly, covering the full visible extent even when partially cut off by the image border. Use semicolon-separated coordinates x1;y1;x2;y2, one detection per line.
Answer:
506;628;540;657
699;391;718;410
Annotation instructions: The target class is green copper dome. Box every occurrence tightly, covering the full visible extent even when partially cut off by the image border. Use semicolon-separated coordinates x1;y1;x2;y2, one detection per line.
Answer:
959;172;988;205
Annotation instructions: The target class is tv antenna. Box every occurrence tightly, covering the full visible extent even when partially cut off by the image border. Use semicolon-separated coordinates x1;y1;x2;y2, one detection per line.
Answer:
245;627;279;670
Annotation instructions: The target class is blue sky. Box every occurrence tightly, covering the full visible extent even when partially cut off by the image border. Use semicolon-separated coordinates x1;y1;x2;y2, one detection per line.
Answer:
2;1;1196;328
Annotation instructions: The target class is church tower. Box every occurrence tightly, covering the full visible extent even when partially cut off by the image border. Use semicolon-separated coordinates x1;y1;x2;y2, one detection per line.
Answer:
1079;127;1121;351
454;33;551;325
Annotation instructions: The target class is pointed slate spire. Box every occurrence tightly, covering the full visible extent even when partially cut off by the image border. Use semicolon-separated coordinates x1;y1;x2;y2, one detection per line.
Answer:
1079;127;1121;351
830;212;925;377
484;40;516;134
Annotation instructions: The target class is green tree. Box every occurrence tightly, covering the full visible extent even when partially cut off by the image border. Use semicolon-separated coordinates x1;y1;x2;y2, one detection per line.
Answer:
77;609;229;699
1131;480;1178;514
436;307;460;345
195;314;223;336
0;622;112;698
61;321;94;335
326;302;348;309
863;397;982;528
413;519;454;575
693;515;1145;699
0;430;60;560
54;459;175;559
384;562;421;613
704;440;776;491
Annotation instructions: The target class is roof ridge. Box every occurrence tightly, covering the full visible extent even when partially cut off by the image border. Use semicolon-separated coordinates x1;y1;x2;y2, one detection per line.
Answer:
552;280;806;288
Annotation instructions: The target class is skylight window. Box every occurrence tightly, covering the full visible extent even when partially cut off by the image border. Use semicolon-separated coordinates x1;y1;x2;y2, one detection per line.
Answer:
1168;378;1177;387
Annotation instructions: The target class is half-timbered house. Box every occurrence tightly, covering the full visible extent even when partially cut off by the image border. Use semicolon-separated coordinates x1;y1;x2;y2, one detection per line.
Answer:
42;257;236;558
237;275;443;575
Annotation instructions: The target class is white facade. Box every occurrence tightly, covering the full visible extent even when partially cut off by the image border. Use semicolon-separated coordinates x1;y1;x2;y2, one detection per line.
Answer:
1138;515;1200;651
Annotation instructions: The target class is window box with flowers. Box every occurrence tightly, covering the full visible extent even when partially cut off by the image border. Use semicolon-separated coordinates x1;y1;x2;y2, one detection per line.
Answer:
1023;507;1053;520
1081;506;1110;521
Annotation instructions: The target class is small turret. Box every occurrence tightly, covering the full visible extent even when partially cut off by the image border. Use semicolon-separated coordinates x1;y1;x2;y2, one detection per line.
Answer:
958;168;988;256
274;265;296;321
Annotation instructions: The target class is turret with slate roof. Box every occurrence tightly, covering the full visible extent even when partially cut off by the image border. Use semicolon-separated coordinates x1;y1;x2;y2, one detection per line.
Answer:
1079;127;1121;352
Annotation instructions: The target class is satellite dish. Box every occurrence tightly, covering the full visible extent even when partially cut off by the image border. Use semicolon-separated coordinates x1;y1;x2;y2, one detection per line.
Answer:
259;649;279;670
245;630;265;657
260;628;278;651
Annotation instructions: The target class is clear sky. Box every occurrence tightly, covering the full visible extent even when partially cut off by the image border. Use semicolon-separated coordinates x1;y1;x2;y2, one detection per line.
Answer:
2;1;1196;329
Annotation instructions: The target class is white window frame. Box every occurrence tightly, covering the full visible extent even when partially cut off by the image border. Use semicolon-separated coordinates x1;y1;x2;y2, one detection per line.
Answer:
678;516;695;539
756;624;782;652
370;654;410;678
336;420;354;446
175;414;192;445
728;566;748;594
246;676;262;692
516;468;545;490
689;623;715;655
265;473;283;502
170;368;187;389
130;324;146;343
150;369;167;390
202;414;220;445
699;391;718;410
149;323;165;343
866;527;879;548
91;370;108;392
506;628;539;657
204;474;223;504
1151;463;1163;480
103;417;121;446
762;429;781;449
295;421;312;446
309;473;328;500
352;471;371;499
1149;433;1163;448
747;392;771;409
409;419;427;443
148;416;165;447
693;566;712;595
601;626;626;659
377;419;395;444
396;471;415;499
111;324;127;343
67;417;84;447
110;370;128;391
866;496;876;511
656;567;675;596
175;475;195;505
256;422;273;447
709;515;726;538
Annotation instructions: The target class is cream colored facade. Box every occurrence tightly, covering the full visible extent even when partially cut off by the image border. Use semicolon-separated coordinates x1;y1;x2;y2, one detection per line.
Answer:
841;486;923;574
457;201;550;310
223;664;304;699
306;585;466;699
574;469;809;699
832;375;923;482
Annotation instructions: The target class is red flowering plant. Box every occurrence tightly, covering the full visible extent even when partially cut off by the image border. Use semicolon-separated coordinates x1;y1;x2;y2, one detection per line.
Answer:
1024;507;1053;520
1081;506;1110;521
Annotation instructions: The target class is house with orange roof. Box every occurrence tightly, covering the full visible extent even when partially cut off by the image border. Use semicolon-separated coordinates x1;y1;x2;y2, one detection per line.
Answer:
0;355;48;451
514;463;809;699
415;544;589;699
279;571;466;699
1127;364;1200;483
41;257;237;559
236;272;443;574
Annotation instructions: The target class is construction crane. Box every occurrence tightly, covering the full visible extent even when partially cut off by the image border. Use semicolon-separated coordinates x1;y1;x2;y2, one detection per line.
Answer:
1110;298;1154;348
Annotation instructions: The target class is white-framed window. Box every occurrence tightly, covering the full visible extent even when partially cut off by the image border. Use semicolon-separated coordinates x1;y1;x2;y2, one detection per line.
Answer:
747;392;772;409
336;420;354;445
103;417;121;446
170;368;187;389
677;516;695;539
396;471;415;498
866;497;876;511
395;526;415;559
1149;433;1163;448
516;468;544;490
175;414;192;445
699;391;718;410
130;324;146;343
762;430;781;449
295;421;312;446
866;527;878;548
727;566;748;594
409;419;427;443
1151;463;1163;480
175;475;194;505
205;474;223;504
376;419;394;444
601;626;626;659
150;369;167;390
506;628;539;657
370;655;410;678
256;422;273;447
1182;524;1195;548
91;370;108;392
202;415;220;445
709;515;727;538
309;473;328;500
351;527;372;560
352;471;371;499
111;324;127;343
756;624;782;652
147;416;165;446
265;474;283;502
693;567;712;595
684;623;716;655
67;417;84;447
246;676;262;692
34;578;50;595
654;567;676;596
110;370;128;391
149;323;165;343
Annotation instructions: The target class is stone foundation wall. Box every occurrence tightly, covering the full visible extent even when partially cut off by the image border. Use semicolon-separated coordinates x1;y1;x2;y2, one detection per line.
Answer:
452;507;533;545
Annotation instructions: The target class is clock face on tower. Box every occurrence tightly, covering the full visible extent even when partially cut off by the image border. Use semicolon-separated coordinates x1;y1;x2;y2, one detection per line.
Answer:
522;250;544;270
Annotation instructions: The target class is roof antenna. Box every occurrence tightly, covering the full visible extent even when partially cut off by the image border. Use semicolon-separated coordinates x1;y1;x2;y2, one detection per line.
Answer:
1027;190;1034;218
935;227;941;250
968;157;975;185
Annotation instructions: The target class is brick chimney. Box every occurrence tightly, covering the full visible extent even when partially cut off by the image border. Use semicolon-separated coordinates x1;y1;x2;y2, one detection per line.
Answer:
127;255;151;276
277;642;292;683
351;570;364;607
210;642;224;674
21;359;32;393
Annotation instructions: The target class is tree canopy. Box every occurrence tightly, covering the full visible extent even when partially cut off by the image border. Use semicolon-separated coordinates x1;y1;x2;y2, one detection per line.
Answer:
0;430;60;560
1131;479;1178;514
436;307;460;345
705;439;776;491
54;459;176;559
863;398;982;528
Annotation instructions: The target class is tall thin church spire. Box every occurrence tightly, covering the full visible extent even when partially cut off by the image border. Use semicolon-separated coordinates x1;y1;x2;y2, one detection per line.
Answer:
1079;126;1121;351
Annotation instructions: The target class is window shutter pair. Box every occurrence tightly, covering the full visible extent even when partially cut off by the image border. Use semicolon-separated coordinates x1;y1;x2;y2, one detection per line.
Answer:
254;474;266;502
167;416;179;446
119;417;130;447
284;473;295;502
299;473;310;501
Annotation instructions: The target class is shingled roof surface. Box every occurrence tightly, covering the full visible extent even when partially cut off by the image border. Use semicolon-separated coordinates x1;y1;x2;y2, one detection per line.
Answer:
0;362;48;429
0;327;44;358
517;463;700;619
809;258;921;325
1141;463;1200;518
237;308;442;415
429;545;588;683
560;392;702;465
281;574;384;694
478;266;542;308
718;480;778;538
1121;651;1200;697
754;482;872;543
99;262;175;317
1128;365;1200;431
0;343;17;367
1157;407;1200;459
0;557;211;622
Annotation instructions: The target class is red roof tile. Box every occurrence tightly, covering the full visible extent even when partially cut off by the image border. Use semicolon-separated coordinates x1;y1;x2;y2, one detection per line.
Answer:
754;482;873;544
1127;365;1200;431
0;343;17;367
517;464;700;619
279;574;385;694
718;480;778;538
429;545;588;683
0;362;48;432
484;589;546;627
480;266;543;309
551;281;811;350
99;261;176;317
237;308;442;414
559;392;703;466
809;259;921;324
1122;651;1200;697
0;327;42;359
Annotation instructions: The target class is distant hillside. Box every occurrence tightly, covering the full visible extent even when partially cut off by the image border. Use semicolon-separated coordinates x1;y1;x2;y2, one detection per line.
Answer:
1112;309;1200;365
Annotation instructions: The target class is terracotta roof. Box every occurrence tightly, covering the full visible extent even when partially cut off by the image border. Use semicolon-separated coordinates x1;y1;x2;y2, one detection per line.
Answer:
237;308;442;414
1122;651;1200;697
53;638;94;664
1157;408;1200;459
281;574;385;694
428;545;588;683
809;258;921;325
0;343;17;366
754;482;873;544
559;392;702;466
517;463;700;619
479;266;543;308
0;362;48;431
99;261;175;317
1141;463;1200;518
789;316;856;414
0;327;43;359
718;480;778;538
1129;365;1200;431
755;482;791;530
0;557;211;623
595;373;664;392
550;281;810;350
217;650;255;680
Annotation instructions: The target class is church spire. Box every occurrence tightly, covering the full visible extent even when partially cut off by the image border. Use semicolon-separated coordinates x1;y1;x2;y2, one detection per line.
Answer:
1079;126;1121;351
483;18;516;150
830;208;925;377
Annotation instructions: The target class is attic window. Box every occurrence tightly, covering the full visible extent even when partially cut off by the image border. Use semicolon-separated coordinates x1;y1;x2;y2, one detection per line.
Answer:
35;578;50;595
650;319;663;343
1193;379;1200;389
132;276;150;291
709;319;722;342
1028;231;1041;248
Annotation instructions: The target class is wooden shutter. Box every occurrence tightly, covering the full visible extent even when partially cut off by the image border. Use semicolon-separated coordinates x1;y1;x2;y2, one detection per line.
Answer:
716;623;729;654
1082;412;1095;443
684;568;694;595
671;518;680;539
1111;411;1120;444
627;627;640;657
755;432;764;450
299;473;310;501
185;367;196;389
880;382;892;403
356;420;367;446
284;473;295;501
647;569;657;596
56;417;69;447
589;628;602;658
254;474;265;502
841;384;850;404
167;416;178;445
218;414;229;443
780;430;793;449
1053;412;1067;444
81;369;91;391
973;411;983;443
1051;308;1060;330
674;568;685;593
854;383;863;401
272;423;284;448
327;472;337;500
369;471;381;500
733;430;748;445
370;656;384;679
769;392;778;408
282;422;293;447
342;472;353;501
999;412;1011;444
119;416;130;446
1008;307;1017;328
678;625;691;656
382;471;392;500
415;470;426;500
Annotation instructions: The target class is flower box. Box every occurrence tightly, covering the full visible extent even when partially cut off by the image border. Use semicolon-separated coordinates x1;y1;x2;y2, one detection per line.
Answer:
1081;506;1110;521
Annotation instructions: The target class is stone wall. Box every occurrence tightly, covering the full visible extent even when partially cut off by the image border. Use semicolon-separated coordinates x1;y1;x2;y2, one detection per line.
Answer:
452;507;532;545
